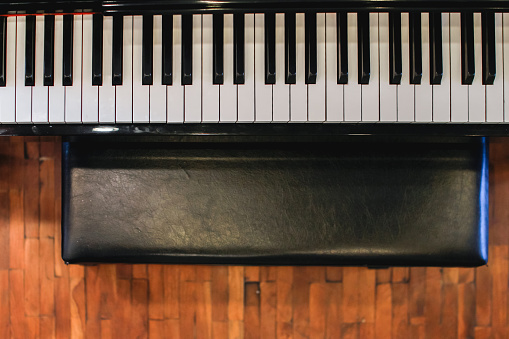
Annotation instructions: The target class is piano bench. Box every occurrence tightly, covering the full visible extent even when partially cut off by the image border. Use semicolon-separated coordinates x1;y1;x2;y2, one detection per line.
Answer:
61;138;488;267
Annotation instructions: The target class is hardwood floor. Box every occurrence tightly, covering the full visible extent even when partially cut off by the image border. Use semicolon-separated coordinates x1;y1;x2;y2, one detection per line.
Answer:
0;136;507;338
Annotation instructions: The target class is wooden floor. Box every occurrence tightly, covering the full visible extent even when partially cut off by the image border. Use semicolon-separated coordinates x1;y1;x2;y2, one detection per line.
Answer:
0;136;507;339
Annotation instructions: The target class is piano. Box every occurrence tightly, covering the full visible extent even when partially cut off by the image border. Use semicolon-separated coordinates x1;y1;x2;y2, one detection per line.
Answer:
0;1;491;266
0;0;507;136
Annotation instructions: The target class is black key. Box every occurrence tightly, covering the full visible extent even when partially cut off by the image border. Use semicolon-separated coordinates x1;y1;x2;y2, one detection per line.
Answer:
162;15;172;85
429;12;442;84
357;12;370;84
285;12;296;84
389;12;402;85
482;12;496;85
265;12;275;84
43;15;54;86
181;14;193;85
62;15;73;86
337;12;348;84
213;14;224;84
142;15;153;85
305;12;317;84
461;12;475;85
92;14;103;86
25;15;35;86
0;16;6;87
409;12;422;84
233;13;245;84
112;15;123;86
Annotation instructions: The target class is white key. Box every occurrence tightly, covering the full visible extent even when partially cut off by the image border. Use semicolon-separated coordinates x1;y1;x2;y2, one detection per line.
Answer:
308;13;326;122
99;15;115;123
504;14;509;122
32;16;48;123
81;15;98;123
202;14;219;122
290;13;307;122
150;15;166;122
132;15;149;122
167;15;184;123
415;13;432;122
398;13;414;121
486;13;503;122
361;13;379;122
184;14;201;122
272;13;289;122
0;17;15;123
379;13;397;121
65;14;82;123
220;14;237;122
325;13;343;122
433;13;450;122
238;14;255;122
254;13;272;122
116;16;133;123
344;13;362;121
450;13;468;122
49;15;65;123
16;16;31;123
469;13;485;122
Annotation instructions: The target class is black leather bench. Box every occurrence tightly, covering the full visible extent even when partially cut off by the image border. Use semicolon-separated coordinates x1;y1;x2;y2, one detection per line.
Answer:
61;136;488;267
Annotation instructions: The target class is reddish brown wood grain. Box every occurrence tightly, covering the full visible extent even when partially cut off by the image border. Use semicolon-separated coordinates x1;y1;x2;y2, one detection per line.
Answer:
2;137;509;339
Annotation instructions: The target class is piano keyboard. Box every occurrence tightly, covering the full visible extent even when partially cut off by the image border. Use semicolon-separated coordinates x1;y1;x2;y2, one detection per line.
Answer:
0;12;507;124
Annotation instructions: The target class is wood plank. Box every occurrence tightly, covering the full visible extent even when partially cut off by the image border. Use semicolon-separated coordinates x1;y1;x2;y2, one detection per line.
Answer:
443;267;459;284
341;323;358;339
53;140;63;278
441;283;458;339
229;320;244;339
408;267;426;319
375;283;391;339
325;283;342;339
132;264;148;279
23;142;40;238
9;139;24;190
458;268;475;284
212;321;228;339
40;316;56;339
309;282;327;339
85;266;101;339
358;268;376;323
260;282;277;339
376;268;391;284
325;267;342;282
276;281;293;339
9;188;24;269
55;271;71;339
39;237;55;316
165;319;181;339
26;315;40;339
425;267;442;339
98;265;117;320
245;266;260;282
196;265;212;281
101;319;112;339
0;192;9;269
10;270;25;339
244;282;261;339
0;270;9;339
195;281;212;339
212;266;229;322
359;322;375;339
292;268;311;339
392;283;409;339
474;326;492;339
116;264;132;280
24;238;40;317
69;265;85;339
39;155;55;239
113;278;131;339
180;265;197;281
260;267;277;282
342;267;359;323
491;246;508;331
163;265;180;320
179;281;196;339
148;264;164;320
458;283;475;339
228;266;244;321
149;320;164;339
392;267;409;283
475;265;491;326
131;279;149;339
